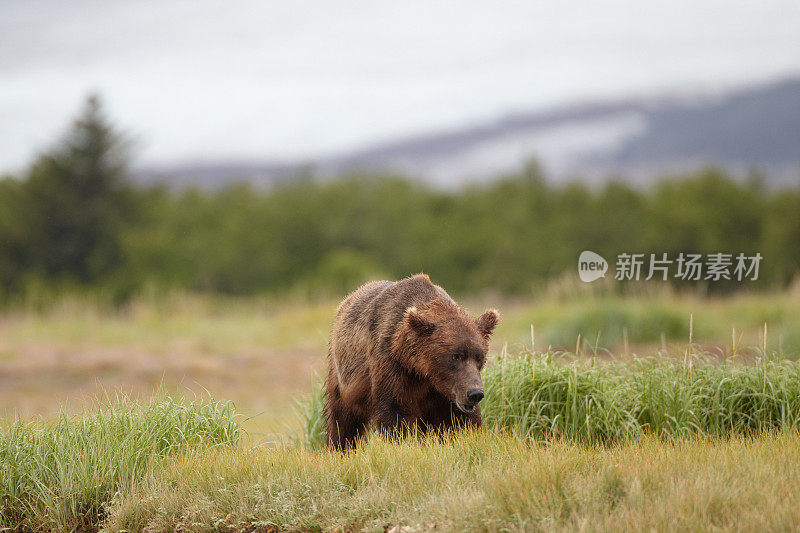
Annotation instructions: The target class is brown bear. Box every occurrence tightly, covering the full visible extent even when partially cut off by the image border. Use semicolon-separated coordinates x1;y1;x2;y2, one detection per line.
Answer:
324;273;499;449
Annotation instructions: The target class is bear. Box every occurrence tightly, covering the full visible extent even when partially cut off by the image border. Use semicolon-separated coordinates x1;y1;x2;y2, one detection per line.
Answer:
324;273;499;449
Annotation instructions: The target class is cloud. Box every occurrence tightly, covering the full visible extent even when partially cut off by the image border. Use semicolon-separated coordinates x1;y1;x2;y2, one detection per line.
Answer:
1;0;800;172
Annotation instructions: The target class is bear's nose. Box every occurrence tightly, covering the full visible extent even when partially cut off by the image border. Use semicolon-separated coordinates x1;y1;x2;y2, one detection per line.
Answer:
467;388;484;404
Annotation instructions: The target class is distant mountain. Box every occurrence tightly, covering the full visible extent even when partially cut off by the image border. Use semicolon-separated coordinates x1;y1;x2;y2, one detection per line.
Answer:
589;77;800;185
136;77;800;188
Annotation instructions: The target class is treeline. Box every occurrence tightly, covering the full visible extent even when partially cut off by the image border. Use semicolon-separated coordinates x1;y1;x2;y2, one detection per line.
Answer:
1;97;799;302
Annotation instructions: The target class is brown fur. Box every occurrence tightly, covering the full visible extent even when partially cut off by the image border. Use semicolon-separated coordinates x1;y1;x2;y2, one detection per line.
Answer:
324;274;499;449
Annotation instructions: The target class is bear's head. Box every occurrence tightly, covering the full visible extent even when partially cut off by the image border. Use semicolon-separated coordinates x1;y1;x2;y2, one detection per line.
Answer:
394;298;499;414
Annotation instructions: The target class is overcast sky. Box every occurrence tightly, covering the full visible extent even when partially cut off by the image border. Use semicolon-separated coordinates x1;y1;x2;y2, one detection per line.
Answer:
1;0;799;172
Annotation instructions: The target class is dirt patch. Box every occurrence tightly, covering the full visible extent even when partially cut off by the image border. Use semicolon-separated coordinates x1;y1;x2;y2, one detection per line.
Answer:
0;342;324;429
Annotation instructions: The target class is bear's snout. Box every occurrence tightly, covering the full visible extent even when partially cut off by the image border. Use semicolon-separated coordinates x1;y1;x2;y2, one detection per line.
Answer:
466;388;484;405
454;378;484;413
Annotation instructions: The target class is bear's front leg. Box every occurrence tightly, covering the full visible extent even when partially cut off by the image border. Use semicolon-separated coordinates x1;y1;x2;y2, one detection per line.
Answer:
371;386;421;438
324;367;370;450
325;392;367;449
372;401;416;435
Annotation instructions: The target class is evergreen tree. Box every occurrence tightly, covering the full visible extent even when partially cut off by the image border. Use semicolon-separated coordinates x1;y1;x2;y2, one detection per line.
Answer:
23;94;135;283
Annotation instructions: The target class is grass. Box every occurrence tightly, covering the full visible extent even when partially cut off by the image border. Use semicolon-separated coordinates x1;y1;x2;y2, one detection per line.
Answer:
106;430;800;532
3;353;800;531
0;294;334;434
301;350;800;448
482;351;800;442
1;290;799;427
495;289;800;355
0;395;241;532
0;292;335;353
2;291;800;531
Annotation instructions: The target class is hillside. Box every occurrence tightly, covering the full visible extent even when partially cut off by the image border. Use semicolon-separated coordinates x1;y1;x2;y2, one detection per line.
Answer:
137;77;800;188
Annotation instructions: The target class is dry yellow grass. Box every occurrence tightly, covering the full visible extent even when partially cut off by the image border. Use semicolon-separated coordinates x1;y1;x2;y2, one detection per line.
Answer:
106;429;800;532
0;295;334;435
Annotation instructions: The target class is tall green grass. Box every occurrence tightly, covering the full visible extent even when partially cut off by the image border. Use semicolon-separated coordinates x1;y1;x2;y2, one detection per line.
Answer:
302;351;800;447
295;377;326;448
0;396;241;532
483;351;800;442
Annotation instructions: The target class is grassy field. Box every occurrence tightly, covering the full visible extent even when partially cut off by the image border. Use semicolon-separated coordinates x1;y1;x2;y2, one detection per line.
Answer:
2;290;800;531
300;350;800;447
4;353;800;531
1;288;799;429
108;430;800;532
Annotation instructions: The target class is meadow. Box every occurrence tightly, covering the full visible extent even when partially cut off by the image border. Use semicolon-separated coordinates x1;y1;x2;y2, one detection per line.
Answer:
4;72;800;532
4;355;800;531
2;287;798;426
2;289;800;531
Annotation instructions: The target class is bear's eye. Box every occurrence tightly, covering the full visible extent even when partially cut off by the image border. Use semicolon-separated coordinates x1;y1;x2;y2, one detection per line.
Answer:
450;352;462;361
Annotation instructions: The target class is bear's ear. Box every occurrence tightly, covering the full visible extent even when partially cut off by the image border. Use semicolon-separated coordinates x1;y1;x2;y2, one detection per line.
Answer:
475;309;500;338
404;306;436;336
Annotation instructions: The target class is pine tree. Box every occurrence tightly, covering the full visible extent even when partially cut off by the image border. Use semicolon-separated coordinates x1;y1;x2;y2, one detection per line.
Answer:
23;94;135;283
